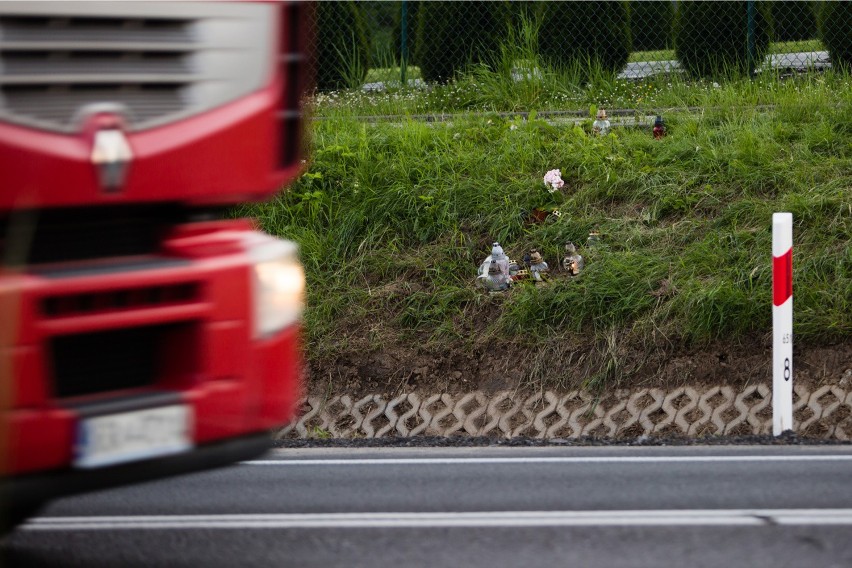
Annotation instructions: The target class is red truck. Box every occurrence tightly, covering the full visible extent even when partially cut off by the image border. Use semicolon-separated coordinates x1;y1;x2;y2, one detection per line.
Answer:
0;1;311;528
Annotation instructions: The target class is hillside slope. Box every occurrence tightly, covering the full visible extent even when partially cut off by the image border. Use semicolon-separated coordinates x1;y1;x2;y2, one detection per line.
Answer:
247;97;852;398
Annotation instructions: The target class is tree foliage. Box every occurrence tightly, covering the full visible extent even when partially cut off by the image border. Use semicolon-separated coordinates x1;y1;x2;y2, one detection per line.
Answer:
631;0;675;51
820;0;852;70
772;1;818;42
538;1;631;74
415;1;507;83
675;1;772;78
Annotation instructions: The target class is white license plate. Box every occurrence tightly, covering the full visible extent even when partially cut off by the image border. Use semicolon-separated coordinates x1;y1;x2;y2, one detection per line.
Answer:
74;405;193;469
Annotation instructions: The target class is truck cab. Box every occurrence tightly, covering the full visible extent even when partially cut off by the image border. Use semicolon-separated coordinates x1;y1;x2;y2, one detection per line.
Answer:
0;0;311;529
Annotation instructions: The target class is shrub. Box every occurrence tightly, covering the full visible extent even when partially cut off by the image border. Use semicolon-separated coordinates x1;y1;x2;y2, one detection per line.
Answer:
820;0;852;70
415;1;507;83
538;1;631;75
674;1;771;78
772;1;818;42
316;1;371;91
631;0;675;51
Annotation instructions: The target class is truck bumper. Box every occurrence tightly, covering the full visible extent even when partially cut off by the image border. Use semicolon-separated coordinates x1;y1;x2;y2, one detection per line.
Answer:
1;432;272;532
1;222;303;477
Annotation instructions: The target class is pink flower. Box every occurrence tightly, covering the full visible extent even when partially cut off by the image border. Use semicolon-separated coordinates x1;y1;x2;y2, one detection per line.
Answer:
543;169;564;192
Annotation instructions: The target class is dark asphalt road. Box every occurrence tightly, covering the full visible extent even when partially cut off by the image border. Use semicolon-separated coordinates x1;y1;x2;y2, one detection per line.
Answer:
5;446;852;567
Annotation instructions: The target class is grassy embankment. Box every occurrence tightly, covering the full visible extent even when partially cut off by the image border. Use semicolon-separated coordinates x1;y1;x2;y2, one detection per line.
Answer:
243;68;852;393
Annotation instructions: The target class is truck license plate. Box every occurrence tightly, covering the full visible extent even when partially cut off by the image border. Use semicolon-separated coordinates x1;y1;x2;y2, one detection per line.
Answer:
75;405;193;469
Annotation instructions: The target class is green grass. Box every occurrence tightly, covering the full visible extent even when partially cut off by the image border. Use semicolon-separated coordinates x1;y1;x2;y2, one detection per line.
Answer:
313;59;852;120
769;39;824;55
629;48;674;63
629;39;824;63
319;36;832;118
248;64;852;392
365;65;422;84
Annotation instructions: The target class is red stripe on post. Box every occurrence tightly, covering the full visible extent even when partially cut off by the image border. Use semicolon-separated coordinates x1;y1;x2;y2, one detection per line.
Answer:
773;249;793;306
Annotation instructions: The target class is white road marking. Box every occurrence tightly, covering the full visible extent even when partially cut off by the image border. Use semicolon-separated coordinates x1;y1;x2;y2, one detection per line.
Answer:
23;509;852;531
242;455;852;466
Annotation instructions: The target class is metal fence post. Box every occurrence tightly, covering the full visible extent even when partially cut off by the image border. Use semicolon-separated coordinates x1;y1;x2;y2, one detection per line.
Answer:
747;0;756;77
400;0;408;87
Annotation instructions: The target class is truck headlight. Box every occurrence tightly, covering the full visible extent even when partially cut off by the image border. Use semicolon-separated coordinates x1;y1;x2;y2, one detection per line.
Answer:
244;232;305;338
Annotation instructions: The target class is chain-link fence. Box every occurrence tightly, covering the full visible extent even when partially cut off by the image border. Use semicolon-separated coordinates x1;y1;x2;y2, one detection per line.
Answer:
310;1;847;92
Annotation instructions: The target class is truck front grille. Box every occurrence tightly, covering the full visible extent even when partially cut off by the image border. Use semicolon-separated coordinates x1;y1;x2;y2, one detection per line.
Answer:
3;84;186;128
0;1;275;132
0;205;185;265
42;283;199;318
50;326;162;398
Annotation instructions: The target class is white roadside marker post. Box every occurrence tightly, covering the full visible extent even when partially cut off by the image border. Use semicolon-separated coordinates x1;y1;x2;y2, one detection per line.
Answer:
772;213;793;435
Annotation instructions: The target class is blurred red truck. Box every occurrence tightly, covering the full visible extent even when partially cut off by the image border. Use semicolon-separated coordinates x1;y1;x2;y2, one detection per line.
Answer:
0;0;311;527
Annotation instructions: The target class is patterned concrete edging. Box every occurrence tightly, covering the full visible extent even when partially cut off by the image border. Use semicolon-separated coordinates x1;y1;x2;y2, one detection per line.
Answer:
276;383;852;440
